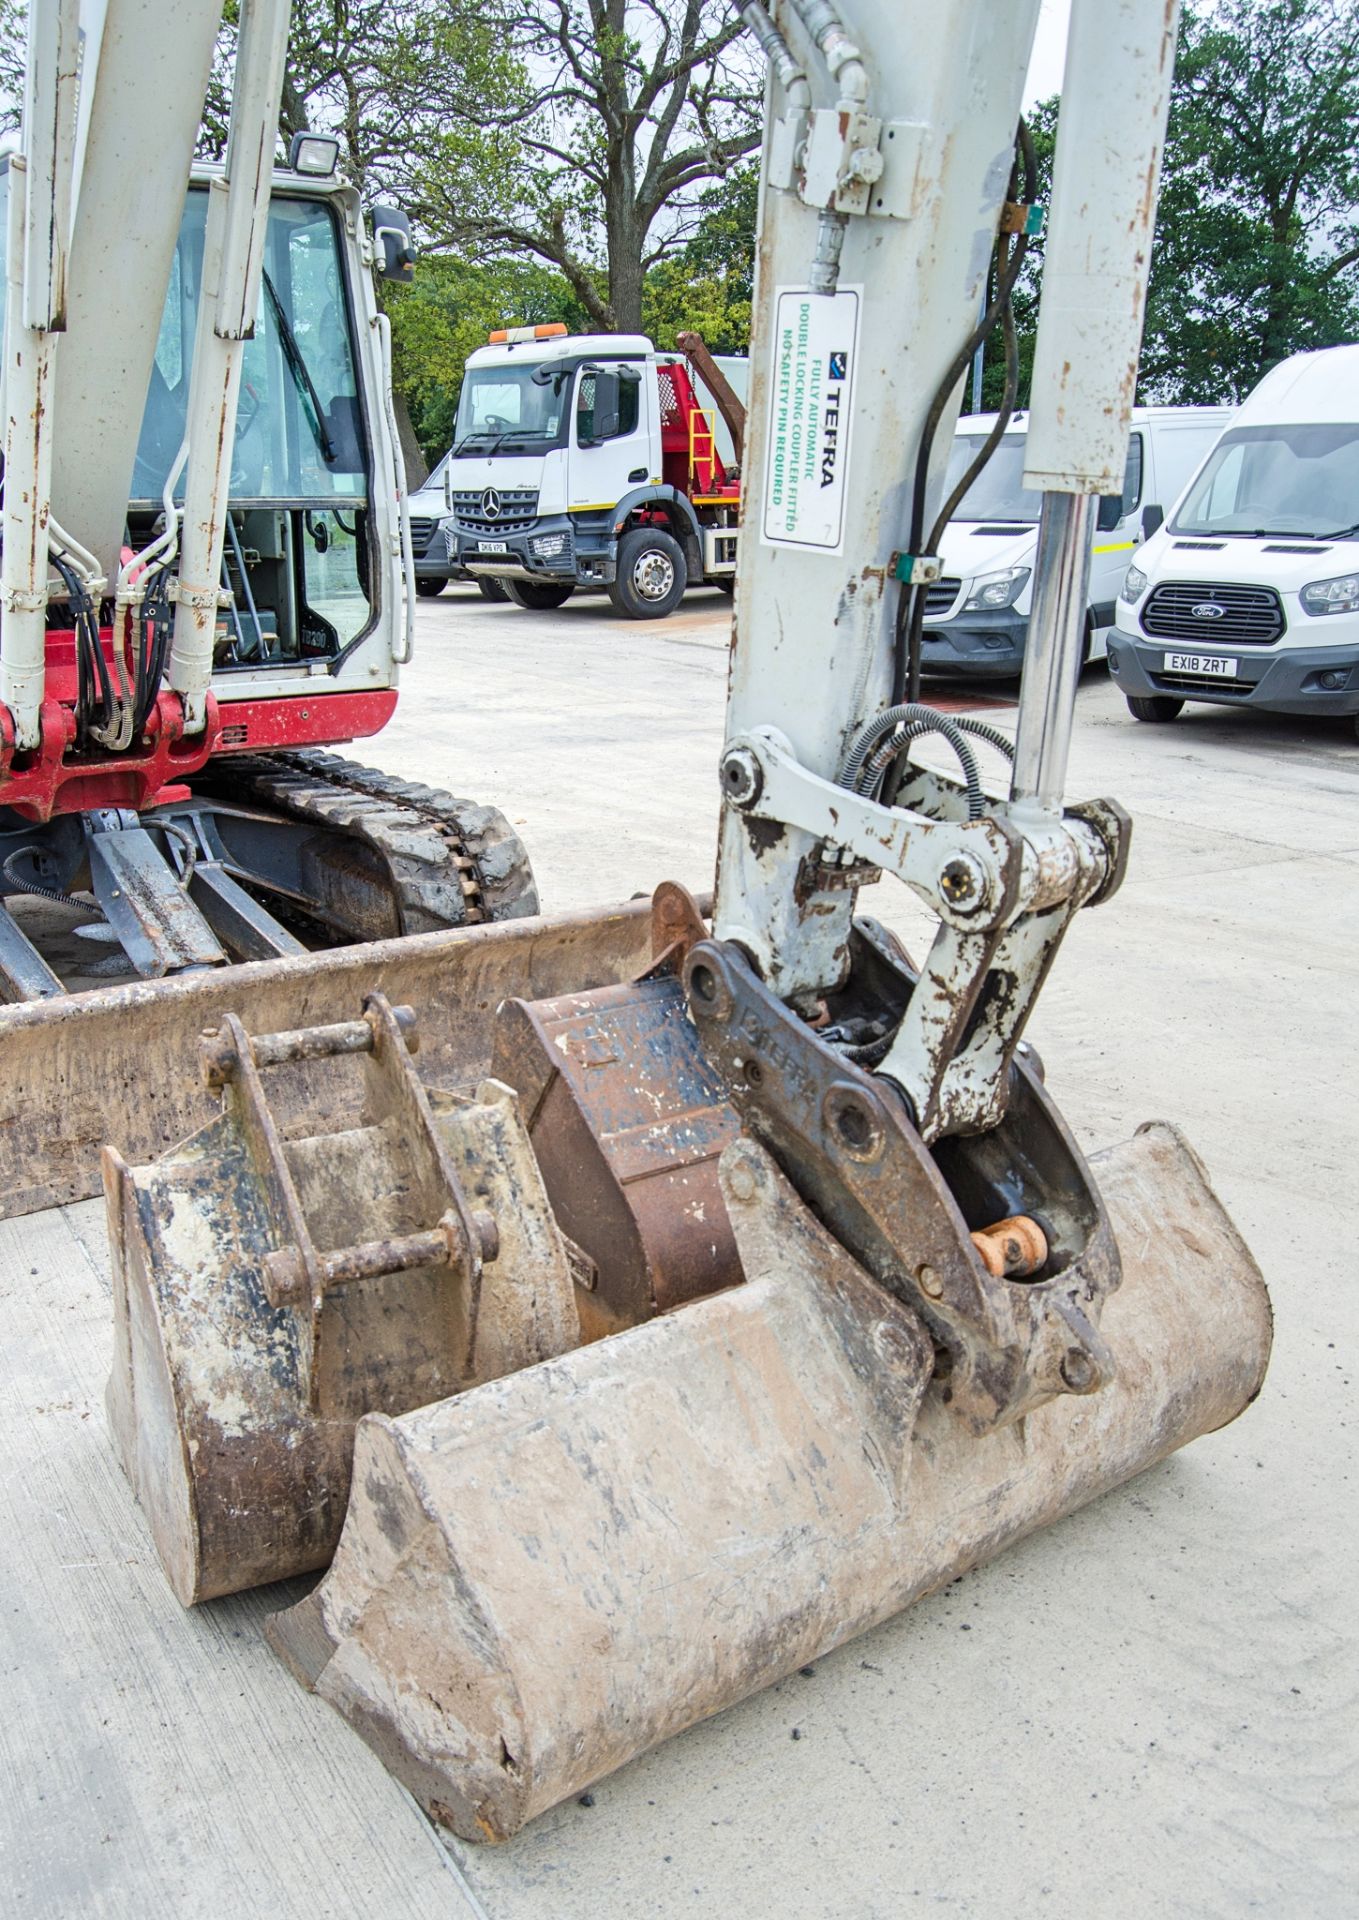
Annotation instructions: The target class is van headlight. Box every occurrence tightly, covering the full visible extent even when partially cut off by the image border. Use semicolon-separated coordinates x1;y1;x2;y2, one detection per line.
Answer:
963;566;1030;611
1300;571;1359;615
1120;564;1148;604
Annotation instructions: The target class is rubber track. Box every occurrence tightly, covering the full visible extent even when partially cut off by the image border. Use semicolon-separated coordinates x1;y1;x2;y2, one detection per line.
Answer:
204;749;539;933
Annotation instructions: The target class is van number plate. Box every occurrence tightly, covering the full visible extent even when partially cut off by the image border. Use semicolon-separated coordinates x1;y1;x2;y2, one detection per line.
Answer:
477;540;508;553
1165;652;1237;677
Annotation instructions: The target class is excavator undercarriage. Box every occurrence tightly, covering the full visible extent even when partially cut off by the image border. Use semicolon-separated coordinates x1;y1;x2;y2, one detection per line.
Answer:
0;750;536;1001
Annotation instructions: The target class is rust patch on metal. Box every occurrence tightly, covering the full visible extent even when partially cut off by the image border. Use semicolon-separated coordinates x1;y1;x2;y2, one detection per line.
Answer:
491;970;743;1335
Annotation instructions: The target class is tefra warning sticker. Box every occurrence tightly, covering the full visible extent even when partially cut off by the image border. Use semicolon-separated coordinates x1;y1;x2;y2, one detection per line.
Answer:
761;285;861;554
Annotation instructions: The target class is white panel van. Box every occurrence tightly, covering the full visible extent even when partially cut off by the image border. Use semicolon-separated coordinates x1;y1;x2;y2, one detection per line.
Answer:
1110;346;1359;733
921;406;1233;678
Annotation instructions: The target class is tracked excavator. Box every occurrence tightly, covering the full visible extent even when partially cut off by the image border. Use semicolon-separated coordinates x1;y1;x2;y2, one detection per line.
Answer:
0;0;535;1208
106;0;1272;1846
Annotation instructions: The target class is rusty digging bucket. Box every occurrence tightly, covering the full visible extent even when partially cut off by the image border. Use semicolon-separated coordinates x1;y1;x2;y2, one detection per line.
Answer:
106;892;1271;1842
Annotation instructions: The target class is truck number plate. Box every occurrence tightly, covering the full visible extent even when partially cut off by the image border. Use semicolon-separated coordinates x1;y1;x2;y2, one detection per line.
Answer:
477;541;508;553
1165;652;1237;677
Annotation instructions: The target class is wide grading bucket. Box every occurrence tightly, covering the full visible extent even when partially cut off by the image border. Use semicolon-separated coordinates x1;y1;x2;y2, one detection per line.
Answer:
266;1119;1271;1844
0;895;662;1219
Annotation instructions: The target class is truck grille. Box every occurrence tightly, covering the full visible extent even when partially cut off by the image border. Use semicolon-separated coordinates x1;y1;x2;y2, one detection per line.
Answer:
409;515;441;558
1140;581;1284;646
924;576;962;620
452;488;539;534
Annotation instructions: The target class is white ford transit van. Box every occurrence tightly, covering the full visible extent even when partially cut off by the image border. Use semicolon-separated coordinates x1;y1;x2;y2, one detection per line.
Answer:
1110;346;1359;732
921;406;1233;678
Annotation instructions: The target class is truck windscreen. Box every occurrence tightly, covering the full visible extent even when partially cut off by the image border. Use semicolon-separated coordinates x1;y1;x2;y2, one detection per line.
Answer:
943;432;1044;524
132;190;367;505
1170;423;1359;539
453;366;569;451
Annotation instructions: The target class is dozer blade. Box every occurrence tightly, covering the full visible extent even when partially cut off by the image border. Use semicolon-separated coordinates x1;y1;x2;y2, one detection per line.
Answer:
266;1121;1270;1844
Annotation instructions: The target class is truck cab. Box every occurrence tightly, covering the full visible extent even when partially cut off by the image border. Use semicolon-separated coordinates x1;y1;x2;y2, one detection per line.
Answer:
920;406;1233;677
446;327;743;619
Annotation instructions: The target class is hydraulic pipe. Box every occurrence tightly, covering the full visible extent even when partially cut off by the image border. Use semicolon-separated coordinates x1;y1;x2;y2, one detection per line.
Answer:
167;0;291;734
791;0;868;105
0;161;54;750
739;2;811;110
0;2;79;751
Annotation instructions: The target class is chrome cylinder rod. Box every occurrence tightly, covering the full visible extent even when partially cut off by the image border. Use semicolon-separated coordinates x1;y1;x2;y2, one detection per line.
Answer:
1009;490;1096;813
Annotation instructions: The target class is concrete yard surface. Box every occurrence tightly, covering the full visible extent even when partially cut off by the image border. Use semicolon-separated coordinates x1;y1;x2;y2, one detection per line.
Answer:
2;585;1356;1918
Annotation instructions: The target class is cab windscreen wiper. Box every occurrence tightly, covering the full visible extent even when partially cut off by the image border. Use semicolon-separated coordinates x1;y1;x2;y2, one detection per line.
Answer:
261;270;336;464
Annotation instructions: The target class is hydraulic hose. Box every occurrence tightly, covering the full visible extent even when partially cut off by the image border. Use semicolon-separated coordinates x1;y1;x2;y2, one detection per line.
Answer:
837;704;984;817
860;714;1015;814
740;2;812;108
894;118;1038;706
3;849;77;909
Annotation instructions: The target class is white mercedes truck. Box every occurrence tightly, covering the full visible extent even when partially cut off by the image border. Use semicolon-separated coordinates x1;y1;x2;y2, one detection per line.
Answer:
443;326;746;619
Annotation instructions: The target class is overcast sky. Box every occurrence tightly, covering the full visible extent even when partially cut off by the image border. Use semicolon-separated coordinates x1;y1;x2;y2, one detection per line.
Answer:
1025;0;1072;104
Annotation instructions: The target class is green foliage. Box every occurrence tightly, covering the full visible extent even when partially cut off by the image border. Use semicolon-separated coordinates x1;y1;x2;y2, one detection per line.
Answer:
984;2;1359;412
643;165;759;353
1141;0;1359;401
408;0;763;333
0;0;24;140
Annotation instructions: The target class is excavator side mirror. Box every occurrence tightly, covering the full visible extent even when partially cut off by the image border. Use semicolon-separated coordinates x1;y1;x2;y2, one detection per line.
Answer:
370;204;415;285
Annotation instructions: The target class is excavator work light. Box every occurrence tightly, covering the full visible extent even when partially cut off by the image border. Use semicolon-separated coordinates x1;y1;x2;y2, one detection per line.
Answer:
288;132;339;177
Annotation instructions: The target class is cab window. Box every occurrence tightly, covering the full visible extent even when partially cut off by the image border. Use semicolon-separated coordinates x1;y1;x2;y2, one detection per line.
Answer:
1121;433;1144;517
577;371;640;442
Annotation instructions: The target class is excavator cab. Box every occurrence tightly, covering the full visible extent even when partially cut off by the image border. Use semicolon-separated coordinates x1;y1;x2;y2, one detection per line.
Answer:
0;5;537;1217
0;145;535;1008
100;0;1271;1848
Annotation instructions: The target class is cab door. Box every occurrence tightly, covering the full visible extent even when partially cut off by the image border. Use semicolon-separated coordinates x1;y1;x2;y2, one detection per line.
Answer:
567;364;649;512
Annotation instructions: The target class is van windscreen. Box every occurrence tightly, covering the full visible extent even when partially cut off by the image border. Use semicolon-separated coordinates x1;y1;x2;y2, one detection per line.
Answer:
943;433;1044;524
1171;423;1359;539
